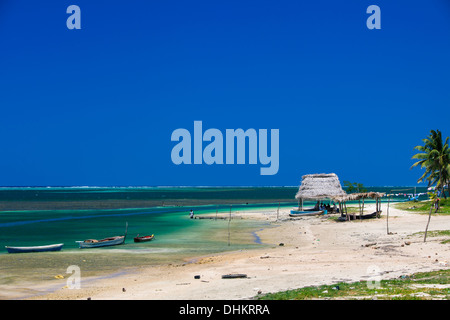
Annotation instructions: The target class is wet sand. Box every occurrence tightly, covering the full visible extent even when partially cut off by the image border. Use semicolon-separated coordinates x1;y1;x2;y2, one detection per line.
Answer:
18;204;450;299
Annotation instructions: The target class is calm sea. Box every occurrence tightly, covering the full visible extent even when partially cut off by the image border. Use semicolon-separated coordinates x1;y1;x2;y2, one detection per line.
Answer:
0;186;428;250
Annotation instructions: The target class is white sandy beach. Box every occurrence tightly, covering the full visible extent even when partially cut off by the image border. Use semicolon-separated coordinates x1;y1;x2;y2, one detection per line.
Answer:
30;204;450;300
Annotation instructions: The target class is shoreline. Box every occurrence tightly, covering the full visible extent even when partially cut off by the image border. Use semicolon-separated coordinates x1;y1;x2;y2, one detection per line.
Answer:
21;203;450;300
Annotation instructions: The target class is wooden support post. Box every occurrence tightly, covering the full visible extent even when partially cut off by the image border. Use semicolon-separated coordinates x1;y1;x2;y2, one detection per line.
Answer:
361;197;365;221
375;198;378;217
277;202;280;221
228;205;232;246
387;195;390;234
378;197;381;218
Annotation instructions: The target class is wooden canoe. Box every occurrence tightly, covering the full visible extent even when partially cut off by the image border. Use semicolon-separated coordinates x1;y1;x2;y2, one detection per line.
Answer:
134;234;154;242
77;236;125;248
222;274;248;279
337;212;379;221
77;222;128;248
5;243;64;254
289;210;324;217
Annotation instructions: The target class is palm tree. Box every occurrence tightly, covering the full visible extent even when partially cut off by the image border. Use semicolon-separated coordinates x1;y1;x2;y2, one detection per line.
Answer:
447;164;450;197
343;181;355;193
411;130;450;199
343;181;367;193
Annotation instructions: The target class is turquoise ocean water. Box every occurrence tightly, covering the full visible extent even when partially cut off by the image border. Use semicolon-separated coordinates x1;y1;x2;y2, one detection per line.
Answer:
0;186;428;252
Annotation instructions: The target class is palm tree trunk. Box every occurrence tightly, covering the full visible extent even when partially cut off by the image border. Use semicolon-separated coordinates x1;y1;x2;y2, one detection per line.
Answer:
424;201;434;242
447;182;450;198
439;170;447;199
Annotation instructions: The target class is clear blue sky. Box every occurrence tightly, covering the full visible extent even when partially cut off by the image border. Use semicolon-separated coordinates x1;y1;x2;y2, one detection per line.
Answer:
0;0;449;187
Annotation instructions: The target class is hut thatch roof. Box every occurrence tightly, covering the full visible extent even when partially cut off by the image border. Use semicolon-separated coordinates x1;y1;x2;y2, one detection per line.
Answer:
295;173;346;200
332;192;385;202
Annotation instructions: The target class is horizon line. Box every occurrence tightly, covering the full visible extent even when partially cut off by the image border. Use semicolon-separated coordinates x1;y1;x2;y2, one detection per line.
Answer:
0;184;430;189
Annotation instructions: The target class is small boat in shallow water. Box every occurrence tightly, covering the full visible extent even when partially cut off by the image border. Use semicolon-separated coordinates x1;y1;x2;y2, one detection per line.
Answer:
5;243;64;254
76;222;128;249
134;234;155;243
77;236;126;248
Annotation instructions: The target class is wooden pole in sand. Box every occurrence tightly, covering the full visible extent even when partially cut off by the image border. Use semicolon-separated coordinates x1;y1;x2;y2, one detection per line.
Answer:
228;205;232;246
344;202;348;221
379;196;382;218
361;197;365;221
386;195;390;234
376;197;379;217
277;202;280;221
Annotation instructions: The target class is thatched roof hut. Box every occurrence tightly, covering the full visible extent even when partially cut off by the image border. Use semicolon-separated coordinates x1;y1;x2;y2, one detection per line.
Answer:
332;191;385;202
295;173;346;200
333;191;385;221
294;173;385;220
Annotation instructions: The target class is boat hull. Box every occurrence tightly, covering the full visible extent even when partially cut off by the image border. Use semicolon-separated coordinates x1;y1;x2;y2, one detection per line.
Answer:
289;210;324;217
134;235;154;243
5;243;64;254
338;212;379;221
77;236;125;248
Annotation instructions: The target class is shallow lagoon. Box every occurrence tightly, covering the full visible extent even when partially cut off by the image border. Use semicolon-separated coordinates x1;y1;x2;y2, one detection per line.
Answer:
0;204;279;298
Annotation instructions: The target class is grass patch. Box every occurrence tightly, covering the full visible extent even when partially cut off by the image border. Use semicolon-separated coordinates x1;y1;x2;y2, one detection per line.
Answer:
393;198;450;215
257;269;450;300
410;229;450;244
343;206;361;213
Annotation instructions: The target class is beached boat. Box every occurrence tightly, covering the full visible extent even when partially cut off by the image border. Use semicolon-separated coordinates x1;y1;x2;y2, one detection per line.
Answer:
134;234;154;242
337;212;379;221
76;223;128;248
289;210;324;217
5;243;64;254
222;273;248;279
